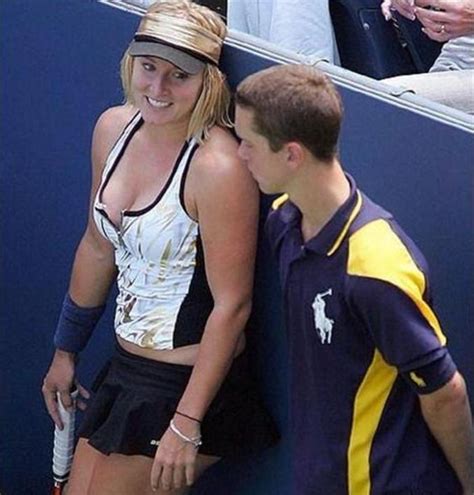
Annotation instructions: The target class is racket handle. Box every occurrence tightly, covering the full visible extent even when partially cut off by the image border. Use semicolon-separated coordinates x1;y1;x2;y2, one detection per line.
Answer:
53;389;78;481
52;481;66;495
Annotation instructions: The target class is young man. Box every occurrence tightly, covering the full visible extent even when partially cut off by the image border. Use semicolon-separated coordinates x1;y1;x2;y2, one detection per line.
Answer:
234;64;474;495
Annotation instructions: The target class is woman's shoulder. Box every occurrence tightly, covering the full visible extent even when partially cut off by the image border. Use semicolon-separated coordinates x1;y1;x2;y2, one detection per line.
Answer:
190;126;256;198
94;104;138;140
193;126;239;171
201;125;238;149
92;105;138;163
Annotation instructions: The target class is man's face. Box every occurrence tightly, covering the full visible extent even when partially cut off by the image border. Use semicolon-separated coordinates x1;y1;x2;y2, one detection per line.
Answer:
235;106;290;195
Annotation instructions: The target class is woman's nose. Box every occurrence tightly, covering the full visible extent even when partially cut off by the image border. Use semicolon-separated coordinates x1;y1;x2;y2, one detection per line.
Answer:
149;74;168;95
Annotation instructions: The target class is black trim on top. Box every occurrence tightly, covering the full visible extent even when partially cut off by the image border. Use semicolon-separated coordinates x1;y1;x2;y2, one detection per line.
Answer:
178;141;200;221
106;110;142;165
97;112;143;206
95;206;113;226
125;139;191;218
173;232;214;348
133;35;217;66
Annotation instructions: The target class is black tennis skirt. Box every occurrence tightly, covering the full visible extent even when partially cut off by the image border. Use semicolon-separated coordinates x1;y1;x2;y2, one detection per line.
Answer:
79;342;279;458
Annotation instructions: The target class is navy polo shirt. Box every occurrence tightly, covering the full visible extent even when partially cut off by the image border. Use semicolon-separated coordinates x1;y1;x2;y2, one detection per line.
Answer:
266;175;459;495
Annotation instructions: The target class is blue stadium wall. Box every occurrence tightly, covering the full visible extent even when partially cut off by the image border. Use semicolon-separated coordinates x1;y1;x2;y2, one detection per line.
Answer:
1;1;472;493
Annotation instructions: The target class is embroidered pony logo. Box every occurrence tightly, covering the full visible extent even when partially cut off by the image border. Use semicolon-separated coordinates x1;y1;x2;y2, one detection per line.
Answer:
312;289;334;344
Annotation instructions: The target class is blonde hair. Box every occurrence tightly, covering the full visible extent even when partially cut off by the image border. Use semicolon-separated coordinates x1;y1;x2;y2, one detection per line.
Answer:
120;0;231;142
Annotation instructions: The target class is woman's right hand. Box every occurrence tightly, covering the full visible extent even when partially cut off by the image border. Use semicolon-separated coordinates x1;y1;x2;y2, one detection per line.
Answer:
42;349;90;429
150;416;201;491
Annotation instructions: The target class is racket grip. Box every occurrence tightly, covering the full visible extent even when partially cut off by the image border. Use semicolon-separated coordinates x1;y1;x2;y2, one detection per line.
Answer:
53;389;78;481
52;482;65;495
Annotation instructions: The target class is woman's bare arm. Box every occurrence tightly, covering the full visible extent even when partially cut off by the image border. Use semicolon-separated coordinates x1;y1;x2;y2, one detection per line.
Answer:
151;129;260;490
42;106;134;426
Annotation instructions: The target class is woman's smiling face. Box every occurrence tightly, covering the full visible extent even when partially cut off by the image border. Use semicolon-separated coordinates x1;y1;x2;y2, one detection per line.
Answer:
131;56;204;128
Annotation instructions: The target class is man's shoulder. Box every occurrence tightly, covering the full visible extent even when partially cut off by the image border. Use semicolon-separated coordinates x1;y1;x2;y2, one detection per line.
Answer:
347;208;429;299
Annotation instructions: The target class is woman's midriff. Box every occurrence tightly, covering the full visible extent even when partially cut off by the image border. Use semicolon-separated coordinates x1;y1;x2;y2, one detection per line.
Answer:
117;334;246;366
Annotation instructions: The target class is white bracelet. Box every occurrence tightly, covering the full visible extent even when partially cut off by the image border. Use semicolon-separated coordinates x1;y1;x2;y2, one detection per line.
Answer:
169;419;202;448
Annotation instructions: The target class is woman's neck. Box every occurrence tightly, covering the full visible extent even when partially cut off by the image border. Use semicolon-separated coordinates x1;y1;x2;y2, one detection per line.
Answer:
140;118;190;146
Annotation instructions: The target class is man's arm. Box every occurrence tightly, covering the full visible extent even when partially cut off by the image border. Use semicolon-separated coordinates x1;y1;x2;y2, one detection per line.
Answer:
419;371;474;494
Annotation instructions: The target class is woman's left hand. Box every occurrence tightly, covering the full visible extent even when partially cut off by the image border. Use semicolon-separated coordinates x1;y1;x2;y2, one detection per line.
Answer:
150;420;200;491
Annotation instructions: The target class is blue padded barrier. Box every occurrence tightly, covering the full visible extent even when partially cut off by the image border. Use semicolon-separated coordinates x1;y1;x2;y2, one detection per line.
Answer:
1;1;473;494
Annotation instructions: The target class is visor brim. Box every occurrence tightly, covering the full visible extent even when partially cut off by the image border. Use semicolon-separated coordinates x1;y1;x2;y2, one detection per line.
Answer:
129;40;205;75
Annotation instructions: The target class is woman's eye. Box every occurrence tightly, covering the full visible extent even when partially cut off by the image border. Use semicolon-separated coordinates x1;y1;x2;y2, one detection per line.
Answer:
173;71;189;80
142;62;155;72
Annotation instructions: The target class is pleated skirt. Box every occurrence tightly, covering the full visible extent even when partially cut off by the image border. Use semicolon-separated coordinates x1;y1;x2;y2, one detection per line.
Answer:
79;342;279;458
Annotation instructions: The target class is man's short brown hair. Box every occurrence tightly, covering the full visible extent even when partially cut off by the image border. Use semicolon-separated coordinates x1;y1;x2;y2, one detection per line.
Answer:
235;64;343;162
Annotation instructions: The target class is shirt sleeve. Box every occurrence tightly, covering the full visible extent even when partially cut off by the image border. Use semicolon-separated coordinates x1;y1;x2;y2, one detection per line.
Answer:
349;276;456;394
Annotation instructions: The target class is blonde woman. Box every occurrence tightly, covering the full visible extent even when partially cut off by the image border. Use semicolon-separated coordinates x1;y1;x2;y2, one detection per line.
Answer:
42;2;277;493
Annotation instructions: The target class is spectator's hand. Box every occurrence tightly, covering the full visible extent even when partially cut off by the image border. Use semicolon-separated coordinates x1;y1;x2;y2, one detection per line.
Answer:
42;350;90;429
415;0;474;42
381;0;417;21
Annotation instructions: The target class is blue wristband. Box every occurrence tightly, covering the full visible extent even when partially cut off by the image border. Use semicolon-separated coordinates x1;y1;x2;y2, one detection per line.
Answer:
54;294;106;353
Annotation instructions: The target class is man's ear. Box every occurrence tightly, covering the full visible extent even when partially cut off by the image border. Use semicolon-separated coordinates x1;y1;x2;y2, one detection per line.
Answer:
285;142;305;170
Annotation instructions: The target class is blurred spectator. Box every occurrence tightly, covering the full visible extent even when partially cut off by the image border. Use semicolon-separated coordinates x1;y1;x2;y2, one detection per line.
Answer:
228;0;339;64
381;0;474;114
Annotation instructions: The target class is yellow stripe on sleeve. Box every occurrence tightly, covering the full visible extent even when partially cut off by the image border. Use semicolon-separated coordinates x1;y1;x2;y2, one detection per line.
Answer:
409;371;426;388
348;351;398;495
347;219;446;345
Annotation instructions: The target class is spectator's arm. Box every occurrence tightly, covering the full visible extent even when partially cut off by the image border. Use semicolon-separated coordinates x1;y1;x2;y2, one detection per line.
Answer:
415;0;474;41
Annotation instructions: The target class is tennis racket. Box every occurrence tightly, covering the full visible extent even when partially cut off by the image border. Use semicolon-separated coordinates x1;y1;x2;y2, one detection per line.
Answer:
52;389;78;494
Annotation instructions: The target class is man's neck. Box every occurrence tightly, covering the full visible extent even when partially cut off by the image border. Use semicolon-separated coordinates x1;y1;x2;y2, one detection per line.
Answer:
288;159;350;243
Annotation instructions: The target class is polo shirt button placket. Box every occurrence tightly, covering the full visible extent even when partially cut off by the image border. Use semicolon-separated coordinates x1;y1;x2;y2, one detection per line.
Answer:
299;245;308;258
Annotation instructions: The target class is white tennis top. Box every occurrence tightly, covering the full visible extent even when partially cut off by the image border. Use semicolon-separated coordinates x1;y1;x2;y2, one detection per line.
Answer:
93;112;213;350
